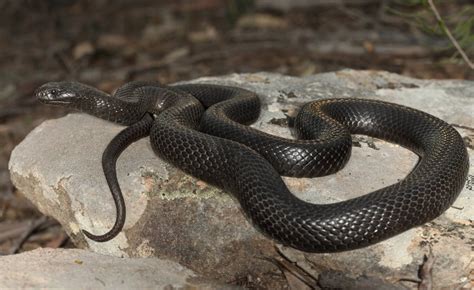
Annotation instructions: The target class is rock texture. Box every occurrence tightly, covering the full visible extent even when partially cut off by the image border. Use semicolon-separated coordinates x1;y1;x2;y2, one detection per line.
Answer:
0;248;230;290
9;70;474;288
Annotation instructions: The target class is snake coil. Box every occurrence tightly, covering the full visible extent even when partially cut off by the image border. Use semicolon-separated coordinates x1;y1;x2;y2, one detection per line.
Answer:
36;81;469;252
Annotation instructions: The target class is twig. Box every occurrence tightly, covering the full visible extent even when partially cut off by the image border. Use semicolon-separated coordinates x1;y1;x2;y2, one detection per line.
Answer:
272;246;318;288
0;221;34;242
7;216;49;254
0;199;8;219
336;1;374;26
451;123;474;131
53;51;77;76
396;247;436;290
44;232;69;248
398;276;422;283
450;205;463;210
427;0;473;69
418;248;435;290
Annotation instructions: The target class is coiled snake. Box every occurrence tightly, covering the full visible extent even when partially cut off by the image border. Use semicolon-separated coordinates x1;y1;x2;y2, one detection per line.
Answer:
36;81;469;252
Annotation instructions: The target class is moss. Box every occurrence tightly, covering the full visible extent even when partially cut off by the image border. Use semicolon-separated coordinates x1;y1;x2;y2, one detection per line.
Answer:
142;171;231;201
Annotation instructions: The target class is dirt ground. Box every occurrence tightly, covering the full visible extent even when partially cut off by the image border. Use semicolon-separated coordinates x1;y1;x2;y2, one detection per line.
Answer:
0;0;472;288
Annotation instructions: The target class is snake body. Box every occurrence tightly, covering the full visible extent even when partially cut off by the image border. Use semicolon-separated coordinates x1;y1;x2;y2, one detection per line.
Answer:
36;81;469;252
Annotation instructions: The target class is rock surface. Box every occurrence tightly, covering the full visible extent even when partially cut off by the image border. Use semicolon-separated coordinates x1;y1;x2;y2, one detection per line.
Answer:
0;248;230;290
9;70;474;288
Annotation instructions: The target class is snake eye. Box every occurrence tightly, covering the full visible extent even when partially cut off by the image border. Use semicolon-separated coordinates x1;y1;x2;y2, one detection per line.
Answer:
36;84;75;105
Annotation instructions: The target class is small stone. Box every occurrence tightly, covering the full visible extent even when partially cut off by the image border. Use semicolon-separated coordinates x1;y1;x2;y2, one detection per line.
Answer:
162;47;189;63
237;13;288;30
72;41;95;60
96;34;128;52
188;25;219;43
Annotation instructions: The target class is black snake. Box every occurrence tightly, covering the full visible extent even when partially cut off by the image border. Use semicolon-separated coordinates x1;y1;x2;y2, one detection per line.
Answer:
35;81;469;252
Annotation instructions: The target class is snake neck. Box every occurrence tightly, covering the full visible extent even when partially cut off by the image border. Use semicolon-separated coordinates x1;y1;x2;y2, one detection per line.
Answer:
72;90;151;125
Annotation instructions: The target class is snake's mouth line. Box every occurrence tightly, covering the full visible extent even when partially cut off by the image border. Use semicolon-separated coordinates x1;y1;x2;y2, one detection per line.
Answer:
38;99;71;105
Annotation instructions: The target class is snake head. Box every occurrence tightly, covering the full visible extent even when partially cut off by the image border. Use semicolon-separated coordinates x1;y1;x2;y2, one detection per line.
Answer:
35;82;88;105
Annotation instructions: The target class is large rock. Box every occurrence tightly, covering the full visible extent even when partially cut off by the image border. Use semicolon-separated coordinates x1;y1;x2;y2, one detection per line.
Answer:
9;70;473;288
0;248;230;289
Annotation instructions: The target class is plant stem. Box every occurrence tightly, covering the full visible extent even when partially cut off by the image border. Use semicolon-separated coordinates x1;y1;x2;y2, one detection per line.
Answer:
427;0;473;69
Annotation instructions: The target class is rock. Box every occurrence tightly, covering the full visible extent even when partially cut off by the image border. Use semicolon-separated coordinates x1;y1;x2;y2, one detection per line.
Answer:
9;70;474;288
0;248;231;289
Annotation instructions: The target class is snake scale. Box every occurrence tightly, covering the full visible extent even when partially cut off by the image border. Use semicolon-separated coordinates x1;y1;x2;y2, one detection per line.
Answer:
36;80;469;252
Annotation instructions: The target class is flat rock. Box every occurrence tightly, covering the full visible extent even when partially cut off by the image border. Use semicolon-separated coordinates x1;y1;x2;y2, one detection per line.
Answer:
9;70;474;288
0;248;230;290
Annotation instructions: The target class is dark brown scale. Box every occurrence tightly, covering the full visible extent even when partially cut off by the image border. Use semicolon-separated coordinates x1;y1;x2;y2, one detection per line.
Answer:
35;81;469;252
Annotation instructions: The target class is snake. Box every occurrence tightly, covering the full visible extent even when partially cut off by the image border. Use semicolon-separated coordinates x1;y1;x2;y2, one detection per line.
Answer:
35;80;469;252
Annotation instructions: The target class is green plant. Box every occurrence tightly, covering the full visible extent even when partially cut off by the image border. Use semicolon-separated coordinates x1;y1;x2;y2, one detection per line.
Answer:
389;0;473;68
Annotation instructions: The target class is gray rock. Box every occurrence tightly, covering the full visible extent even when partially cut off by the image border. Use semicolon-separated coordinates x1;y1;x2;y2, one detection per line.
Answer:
9;70;473;288
0;248;232;290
